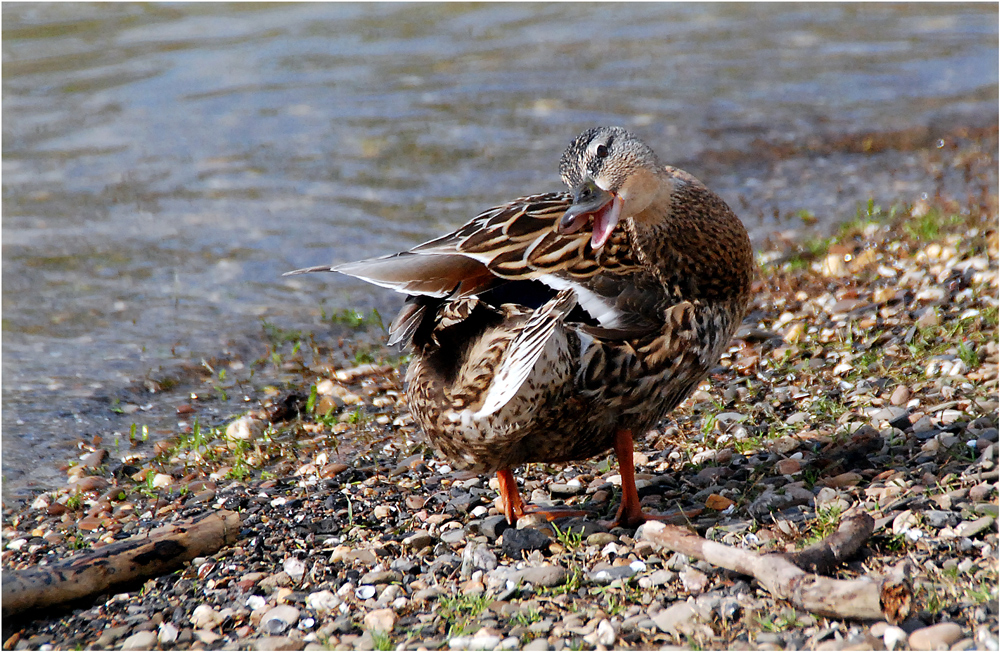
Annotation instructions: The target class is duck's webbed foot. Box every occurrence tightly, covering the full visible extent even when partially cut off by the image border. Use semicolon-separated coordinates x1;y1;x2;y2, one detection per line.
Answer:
496;468;592;526
600;428;703;529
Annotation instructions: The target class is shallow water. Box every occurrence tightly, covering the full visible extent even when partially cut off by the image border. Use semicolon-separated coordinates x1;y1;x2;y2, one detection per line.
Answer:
2;3;997;490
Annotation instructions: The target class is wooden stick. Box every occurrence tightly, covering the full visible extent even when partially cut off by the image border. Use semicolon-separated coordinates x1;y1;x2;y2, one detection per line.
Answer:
639;512;911;623
2;510;241;617
781;511;873;575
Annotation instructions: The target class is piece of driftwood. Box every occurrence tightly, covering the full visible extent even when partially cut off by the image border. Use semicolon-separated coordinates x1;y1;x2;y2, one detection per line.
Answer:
2;510;241;617
640;512;911;623
781;511;874;575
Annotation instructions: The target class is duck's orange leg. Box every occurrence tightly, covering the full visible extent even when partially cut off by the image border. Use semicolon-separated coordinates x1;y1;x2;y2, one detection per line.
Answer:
608;428;700;528
496;468;592;526
496;468;526;524
610;428;647;528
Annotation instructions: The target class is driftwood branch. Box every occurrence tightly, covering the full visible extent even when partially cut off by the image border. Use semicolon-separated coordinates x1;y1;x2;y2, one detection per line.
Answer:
640;512;911;623
2;510;241;617
781;510;873;575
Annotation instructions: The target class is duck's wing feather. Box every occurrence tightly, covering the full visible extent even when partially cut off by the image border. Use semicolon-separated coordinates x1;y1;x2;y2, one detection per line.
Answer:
474;288;577;419
288;192;653;339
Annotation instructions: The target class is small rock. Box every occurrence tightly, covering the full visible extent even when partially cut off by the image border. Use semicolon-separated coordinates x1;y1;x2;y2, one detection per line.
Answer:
775;459;801;475
80;449;109;468
501;527;549;559
283;557;306;582
190;605;223;629
226;415;264;441
953;516;994;539
403;530;433;550
523;639;551;651
680;568;709;594
449;633;503;651
479;515;512;541
590;564;637;584
158;622;179;645
595;619;616;646
924;510;955;529
360;570;402;585
120;630;157;651
705;493;735;510
95;626;130;648
586;532;617;547
413;586;444;602
340;548;377;565
440;529;466;546
355;585;376;600
255;636;305;651
908;622;963;651
260;605;300;635
461;579;485;595
651;601;698;635
306;590;340;614
363;608;396;633
882;625;907;650
519;566;567;587
889;386;911;406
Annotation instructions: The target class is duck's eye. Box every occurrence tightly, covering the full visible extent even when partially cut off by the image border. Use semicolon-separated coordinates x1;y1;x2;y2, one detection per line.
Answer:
595;144;609;159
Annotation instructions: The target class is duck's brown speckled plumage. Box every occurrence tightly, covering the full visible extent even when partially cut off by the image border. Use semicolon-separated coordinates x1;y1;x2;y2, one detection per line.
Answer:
290;126;754;526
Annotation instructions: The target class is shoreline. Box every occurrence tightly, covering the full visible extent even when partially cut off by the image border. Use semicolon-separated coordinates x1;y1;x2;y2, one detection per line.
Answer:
2;199;998;651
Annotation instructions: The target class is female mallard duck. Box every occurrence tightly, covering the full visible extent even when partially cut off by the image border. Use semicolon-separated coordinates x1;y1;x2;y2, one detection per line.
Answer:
289;126;754;528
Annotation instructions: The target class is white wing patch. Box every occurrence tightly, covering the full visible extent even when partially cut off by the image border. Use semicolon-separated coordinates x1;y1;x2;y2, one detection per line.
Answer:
536;275;621;327
473;289;577;419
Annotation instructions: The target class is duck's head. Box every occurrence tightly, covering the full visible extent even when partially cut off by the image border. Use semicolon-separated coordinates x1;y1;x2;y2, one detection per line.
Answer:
557;126;664;250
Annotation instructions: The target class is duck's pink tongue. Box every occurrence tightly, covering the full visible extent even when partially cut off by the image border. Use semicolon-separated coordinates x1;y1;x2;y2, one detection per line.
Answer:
591;195;623;250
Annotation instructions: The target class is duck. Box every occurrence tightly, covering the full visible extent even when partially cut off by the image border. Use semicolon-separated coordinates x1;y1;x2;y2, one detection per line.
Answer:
288;126;754;528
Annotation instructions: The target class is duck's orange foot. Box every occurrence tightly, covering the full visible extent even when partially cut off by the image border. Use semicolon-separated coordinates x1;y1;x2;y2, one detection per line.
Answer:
602;505;704;530
495;468;594;526
521;503;593;523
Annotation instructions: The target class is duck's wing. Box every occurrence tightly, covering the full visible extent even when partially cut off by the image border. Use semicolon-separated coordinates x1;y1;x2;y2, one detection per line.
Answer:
287;192;654;342
474;288;577;419
286;192;637;292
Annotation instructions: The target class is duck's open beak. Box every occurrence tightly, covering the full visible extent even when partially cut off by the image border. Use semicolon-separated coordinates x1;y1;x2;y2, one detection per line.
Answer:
557;178;624;250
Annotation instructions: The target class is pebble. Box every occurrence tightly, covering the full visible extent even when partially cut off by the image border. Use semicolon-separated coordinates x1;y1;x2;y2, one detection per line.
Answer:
448;633;502;650
652;601;698;635
590;564;637;584
908;622;964;650
519;565;567;587
403;530;433;549
283;557;306;582
889;385;911;406
440;529;466;546
190;604;223;629
500;527;549;559
953;516;994;538
255;636;305;651
584;619;616;647
260;605;300;635
680;568;709;594
775;459;801;475
360;569;401;585
586;532;617;547
363;608;396;633
157;622;179;645
120;630;157;650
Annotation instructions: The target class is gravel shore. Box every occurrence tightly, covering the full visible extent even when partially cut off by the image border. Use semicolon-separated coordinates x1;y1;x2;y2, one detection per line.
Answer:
2;199;997;651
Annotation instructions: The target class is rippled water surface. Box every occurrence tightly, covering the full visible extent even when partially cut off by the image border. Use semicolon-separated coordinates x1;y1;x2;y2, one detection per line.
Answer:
3;3;997;490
